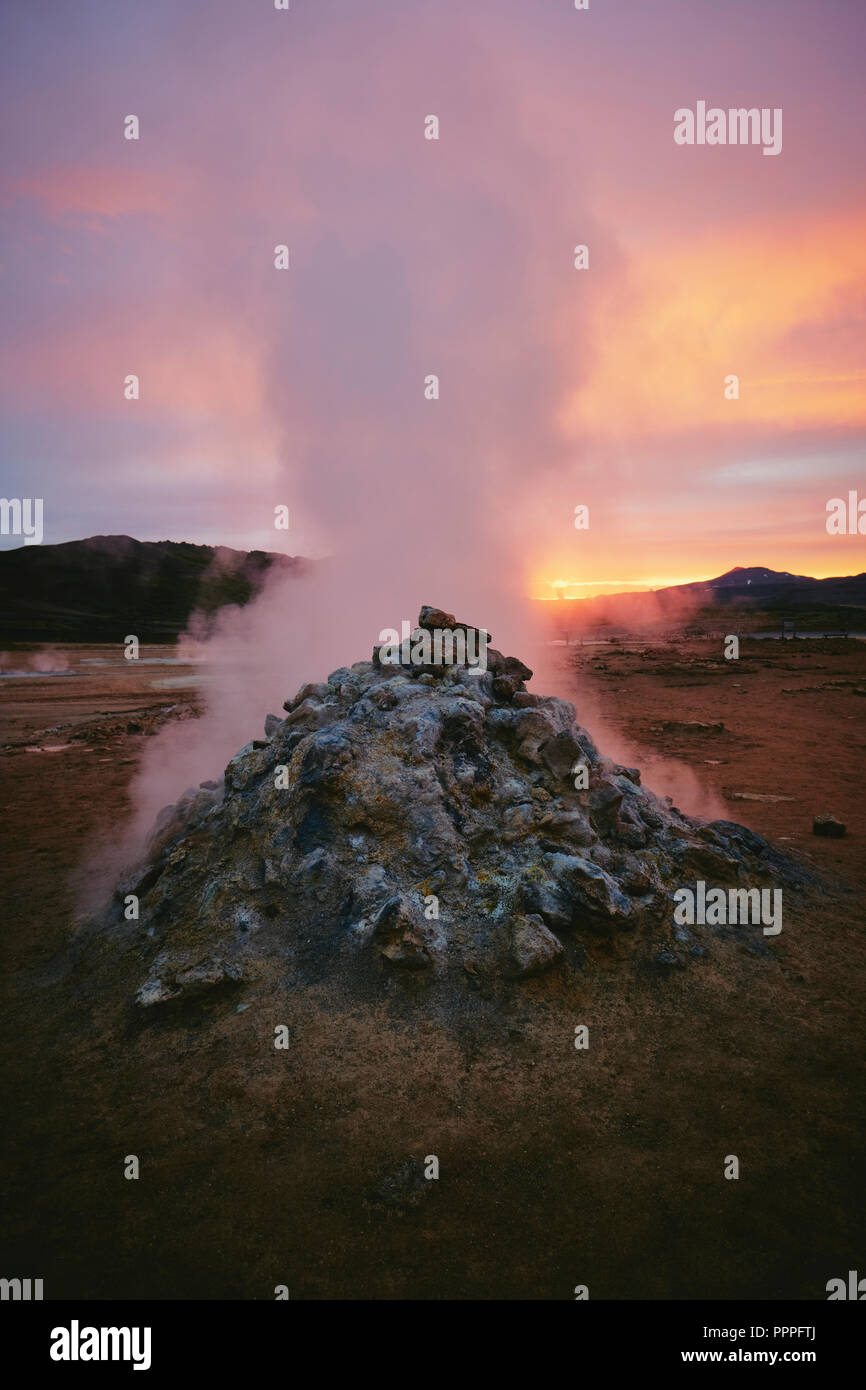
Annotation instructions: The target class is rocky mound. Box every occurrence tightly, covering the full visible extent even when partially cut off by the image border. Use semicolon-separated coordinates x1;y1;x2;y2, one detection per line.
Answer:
109;607;801;1007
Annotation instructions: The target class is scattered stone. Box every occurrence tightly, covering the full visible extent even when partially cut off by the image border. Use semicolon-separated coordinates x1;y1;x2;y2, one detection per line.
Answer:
725;790;795;804
657;720;725;735
813;814;846;838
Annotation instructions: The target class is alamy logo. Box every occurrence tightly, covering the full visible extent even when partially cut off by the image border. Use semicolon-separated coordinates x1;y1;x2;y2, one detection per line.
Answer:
0;497;43;545
673;881;782;936
674;102;782;156
826;1270;866;1300
50;1321;152;1372
0;1277;43;1300
377;620;488;672
826;491;866;535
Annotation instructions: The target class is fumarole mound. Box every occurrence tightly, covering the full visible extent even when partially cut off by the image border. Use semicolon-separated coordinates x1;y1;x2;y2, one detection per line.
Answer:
112;608;798;1007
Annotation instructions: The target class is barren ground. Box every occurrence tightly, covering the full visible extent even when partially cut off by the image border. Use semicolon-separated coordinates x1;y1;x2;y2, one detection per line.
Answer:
1;638;864;1300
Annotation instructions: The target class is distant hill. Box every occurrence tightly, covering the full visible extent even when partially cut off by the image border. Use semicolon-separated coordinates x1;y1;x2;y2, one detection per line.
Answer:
683;565;815;590
541;566;866;636
0;535;304;642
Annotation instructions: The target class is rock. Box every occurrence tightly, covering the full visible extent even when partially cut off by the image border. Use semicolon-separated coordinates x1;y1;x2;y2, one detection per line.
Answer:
136;978;178;1008
371;896;440;970
622;869;652;895
174;958;244;994
510;914;564;976
374;610;491;675
653;949;685;970
502;802;535;839
589;784;624;819
136;957;243;1008
813;814;846;838
682;843;741;879
283;697;336;729
521;880;574;931
544;852;634;931
492;674;525;701
659;720;725;735
511;707;568;764
418;605;456;631
327;667;353;687
283;681;330;711
501;655;533;682
726;791;794;804
547;809;595;844
111;603;803;1000
541;730;587;781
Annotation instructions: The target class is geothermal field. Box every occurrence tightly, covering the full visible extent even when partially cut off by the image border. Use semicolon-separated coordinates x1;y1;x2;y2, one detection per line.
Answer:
1;619;864;1301
2;0;864;1351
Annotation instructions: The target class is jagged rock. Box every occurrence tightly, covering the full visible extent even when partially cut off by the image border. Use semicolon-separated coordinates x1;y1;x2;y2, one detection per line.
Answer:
136;956;243;1008
110;605;800;999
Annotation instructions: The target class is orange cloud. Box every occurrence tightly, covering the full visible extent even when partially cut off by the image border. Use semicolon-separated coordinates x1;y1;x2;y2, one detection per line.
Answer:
558;207;866;437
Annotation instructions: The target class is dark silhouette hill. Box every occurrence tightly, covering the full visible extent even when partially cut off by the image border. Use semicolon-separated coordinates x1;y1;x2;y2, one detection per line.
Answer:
0;535;303;642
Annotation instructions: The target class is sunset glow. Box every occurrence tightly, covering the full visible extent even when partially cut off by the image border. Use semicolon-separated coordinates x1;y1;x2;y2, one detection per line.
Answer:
0;0;864;588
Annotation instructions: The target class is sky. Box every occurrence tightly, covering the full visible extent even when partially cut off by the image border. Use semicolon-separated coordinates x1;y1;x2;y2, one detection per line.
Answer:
1;0;865;597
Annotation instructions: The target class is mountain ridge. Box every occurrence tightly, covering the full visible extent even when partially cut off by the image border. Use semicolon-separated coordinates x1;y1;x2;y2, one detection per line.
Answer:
0;534;304;642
